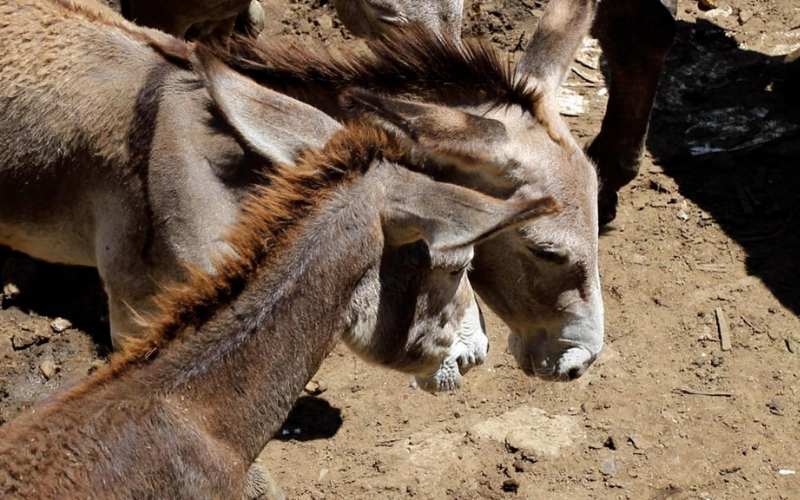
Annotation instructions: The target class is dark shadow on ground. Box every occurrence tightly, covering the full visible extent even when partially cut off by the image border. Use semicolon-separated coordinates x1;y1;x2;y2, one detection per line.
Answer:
0;247;112;352
642;18;800;314
275;395;344;442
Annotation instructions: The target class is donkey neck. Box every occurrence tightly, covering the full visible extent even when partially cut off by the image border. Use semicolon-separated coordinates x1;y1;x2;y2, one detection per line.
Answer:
138;185;380;462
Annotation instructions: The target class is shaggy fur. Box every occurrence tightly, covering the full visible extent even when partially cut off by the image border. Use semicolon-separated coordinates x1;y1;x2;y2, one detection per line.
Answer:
0;121;557;497
198;2;607;380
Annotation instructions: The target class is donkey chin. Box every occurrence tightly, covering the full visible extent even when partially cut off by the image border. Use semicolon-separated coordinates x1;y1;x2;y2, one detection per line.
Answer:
508;323;603;381
414;298;489;392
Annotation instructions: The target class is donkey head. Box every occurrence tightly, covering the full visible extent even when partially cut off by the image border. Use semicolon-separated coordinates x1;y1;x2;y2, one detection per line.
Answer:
196;50;560;391
341;162;561;391
340;0;603;380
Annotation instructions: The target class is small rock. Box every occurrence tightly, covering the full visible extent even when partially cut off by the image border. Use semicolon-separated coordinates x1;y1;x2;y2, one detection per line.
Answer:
600;459;621;476
2;282;21;301
12;327;50;350
627;434;651;450
50;317;73;333
766;399;784;416
698;0;717;10
304;379;328;395
711;355;724;367
630;254;647;265
785;338;796;354
39;359;59;380
315;14;333;30
737;9;752;25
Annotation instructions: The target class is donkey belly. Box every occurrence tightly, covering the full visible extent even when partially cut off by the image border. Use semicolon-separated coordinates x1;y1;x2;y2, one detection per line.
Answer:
0;177;100;267
0;222;96;267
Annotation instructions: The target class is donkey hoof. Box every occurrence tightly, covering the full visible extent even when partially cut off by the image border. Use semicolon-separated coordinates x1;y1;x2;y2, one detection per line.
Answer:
245;462;286;500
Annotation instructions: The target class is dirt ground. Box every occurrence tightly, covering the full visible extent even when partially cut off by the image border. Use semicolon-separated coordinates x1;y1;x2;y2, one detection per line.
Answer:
2;0;800;498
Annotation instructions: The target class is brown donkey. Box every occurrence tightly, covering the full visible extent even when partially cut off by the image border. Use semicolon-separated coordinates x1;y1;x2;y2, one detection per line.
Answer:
212;0;605;380
0;122;560;498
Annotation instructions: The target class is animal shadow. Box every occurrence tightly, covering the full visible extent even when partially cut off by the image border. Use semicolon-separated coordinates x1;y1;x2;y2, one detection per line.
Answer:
276;395;344;442
0;247;112;351
644;17;800;315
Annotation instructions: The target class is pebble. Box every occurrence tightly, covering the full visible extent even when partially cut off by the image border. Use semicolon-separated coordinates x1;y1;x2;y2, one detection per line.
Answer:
600;459;621;476
738;9;752;24
304;379;328;395
11;328;50;350
315;14;334;30
39;359;58;380
2;283;21;301
698;0;718;10
50;317;73;333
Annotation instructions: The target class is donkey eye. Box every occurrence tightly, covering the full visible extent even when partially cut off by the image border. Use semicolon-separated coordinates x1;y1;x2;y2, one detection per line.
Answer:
449;262;470;276
527;246;568;265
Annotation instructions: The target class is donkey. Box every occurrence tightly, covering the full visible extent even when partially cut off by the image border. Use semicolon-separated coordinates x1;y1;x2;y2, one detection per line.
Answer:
1;0;271;349
325;0;677;225
1;0;510;391
0;117;561;498
211;0;605;380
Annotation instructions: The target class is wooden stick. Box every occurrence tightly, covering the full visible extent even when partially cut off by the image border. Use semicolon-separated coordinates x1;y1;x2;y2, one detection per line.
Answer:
741;315;762;333
676;388;733;397
716;307;732;351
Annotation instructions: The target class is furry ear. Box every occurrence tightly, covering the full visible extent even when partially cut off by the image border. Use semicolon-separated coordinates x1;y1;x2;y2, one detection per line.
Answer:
515;0;596;94
340;87;510;175
195;49;343;166
381;167;561;250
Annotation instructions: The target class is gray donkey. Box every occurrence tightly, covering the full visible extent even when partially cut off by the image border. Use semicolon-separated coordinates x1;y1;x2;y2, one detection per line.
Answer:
217;0;606;380
0;0;505;392
328;0;678;225
115;0;676;225
3;0;605;380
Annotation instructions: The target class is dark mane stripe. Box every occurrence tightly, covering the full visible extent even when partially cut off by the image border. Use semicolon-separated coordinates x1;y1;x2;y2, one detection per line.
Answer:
63;125;407;398
211;28;540;111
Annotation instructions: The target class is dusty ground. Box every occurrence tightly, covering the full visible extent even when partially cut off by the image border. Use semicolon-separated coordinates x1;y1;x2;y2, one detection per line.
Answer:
2;0;800;498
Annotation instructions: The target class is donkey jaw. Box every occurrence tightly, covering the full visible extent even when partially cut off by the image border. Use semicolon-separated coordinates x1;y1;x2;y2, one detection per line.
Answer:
414;296;488;392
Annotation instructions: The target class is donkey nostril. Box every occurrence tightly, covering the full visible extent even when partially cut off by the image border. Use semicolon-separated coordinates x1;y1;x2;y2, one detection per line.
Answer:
567;367;582;380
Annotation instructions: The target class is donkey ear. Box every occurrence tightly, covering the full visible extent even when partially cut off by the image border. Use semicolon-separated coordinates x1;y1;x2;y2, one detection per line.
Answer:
195;50;343;166
341;88;510;174
515;0;596;93
383;170;562;250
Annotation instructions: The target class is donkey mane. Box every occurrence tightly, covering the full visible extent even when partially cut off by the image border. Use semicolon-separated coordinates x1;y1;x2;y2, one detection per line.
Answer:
65;125;408;399
214;28;541;111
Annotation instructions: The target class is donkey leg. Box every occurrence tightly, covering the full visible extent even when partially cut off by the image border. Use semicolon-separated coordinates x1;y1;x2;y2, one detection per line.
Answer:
98;253;166;349
587;0;677;225
245;462;286;500
105;286;154;350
